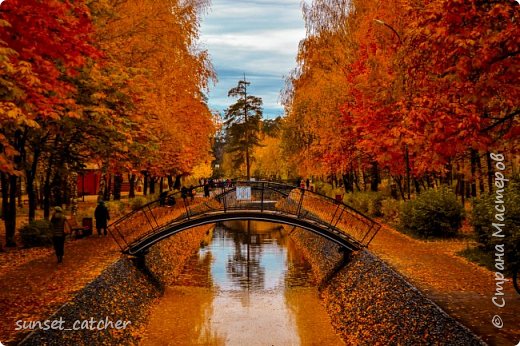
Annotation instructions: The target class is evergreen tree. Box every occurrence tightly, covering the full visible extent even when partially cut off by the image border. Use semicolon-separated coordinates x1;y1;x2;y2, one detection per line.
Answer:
224;76;263;180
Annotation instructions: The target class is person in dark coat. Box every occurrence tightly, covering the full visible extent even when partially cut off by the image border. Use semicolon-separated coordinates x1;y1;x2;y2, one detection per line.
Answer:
94;201;110;236
50;206;70;263
181;186;188;203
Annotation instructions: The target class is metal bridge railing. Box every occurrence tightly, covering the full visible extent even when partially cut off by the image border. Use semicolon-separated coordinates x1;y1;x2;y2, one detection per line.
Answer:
109;180;381;253
107;185;217;251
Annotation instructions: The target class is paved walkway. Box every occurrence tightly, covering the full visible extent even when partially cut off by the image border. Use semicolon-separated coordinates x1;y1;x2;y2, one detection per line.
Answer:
369;224;519;346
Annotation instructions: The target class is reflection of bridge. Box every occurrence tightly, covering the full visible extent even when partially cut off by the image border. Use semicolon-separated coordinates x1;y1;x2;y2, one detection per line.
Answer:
108;181;381;256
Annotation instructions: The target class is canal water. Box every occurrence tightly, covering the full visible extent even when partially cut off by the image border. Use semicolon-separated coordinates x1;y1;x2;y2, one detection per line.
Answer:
142;221;343;345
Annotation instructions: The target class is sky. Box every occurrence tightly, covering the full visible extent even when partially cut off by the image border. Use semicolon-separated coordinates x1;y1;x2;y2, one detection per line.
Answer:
199;0;307;119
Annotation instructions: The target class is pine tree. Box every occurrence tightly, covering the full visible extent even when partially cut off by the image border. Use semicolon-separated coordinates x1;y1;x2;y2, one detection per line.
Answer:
224;76;263;180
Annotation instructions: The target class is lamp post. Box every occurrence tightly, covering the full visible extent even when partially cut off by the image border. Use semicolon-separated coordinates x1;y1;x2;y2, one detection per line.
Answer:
373;19;410;199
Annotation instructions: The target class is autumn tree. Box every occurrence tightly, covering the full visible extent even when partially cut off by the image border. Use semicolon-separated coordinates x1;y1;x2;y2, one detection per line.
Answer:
252;117;288;180
224;77;263;180
282;0;518;200
0;0;100;241
91;0;215;195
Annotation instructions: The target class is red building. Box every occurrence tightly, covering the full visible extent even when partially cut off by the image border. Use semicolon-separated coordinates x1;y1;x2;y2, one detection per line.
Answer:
77;164;101;196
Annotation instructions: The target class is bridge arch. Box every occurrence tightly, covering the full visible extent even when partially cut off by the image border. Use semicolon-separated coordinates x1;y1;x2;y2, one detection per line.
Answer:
124;210;361;256
108;180;381;257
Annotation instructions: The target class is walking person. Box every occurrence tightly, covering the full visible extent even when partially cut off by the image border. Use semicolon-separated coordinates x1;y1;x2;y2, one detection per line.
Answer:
50;206;70;263
181;186;188;204
94;201;110;236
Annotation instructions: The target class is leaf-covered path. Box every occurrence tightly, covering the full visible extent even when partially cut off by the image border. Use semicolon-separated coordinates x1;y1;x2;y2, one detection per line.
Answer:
0;234;122;344
369;224;520;345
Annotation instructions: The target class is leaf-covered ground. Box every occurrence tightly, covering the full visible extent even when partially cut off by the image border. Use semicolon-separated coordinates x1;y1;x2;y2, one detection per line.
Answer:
0;199;199;344
367;224;520;345
0;232;122;344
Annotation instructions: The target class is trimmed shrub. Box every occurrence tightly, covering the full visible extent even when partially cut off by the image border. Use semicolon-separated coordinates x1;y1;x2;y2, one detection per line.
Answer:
19;219;53;247
399;188;464;238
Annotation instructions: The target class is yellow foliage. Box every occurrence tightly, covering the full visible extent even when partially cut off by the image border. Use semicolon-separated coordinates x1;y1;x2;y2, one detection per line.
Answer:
251;135;289;179
190;161;213;180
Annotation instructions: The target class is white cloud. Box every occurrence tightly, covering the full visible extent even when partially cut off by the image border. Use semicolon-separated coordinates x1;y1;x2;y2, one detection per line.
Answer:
199;0;305;118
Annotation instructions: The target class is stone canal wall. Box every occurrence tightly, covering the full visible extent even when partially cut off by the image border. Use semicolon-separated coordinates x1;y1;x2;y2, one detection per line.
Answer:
287;227;485;345
20;225;212;345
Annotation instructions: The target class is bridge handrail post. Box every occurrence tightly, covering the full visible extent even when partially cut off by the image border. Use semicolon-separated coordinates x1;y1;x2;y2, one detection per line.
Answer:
333;206;346;228
148;204;160;229
261;182;265;212
296;188;305;217
183;198;191;220
109;225;127;251
329;202;341;227
366;223;382;246
142;207;156;232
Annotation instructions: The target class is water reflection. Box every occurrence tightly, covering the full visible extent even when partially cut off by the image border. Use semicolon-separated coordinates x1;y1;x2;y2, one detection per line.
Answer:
142;222;343;345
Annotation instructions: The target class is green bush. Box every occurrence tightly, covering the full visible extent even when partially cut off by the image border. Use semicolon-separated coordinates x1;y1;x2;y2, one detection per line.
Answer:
19;219;53;247
345;191;384;217
399;188;464;238
471;178;520;270
130;196;147;211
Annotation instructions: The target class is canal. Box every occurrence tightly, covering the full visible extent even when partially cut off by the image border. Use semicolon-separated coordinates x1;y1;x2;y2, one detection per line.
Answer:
142;221;343;345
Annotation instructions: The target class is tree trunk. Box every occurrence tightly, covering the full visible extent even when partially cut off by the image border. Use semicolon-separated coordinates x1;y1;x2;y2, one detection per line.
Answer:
43;157;54;219
395;175;406;200
71;172;78;216
128;174;136;198
149;177;156;195
414;178;421;194
159;177;164;194
477;153;485;195
143;171;149;196
167;175;174;190
63;171;70;208
98;159;109;202
1;173;17;246
113;174;123;200
17;176;23;208
354;170;362;192
174;175;182;190
486;152;493;194
470;149;478;198
370;161;379;192
103;173;112;201
26;146;40;222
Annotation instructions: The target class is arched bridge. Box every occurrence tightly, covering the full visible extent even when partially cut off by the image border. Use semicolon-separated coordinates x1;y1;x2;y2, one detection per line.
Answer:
108;181;381;256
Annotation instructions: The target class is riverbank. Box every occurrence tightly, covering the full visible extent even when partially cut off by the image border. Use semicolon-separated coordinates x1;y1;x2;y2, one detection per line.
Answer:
288;227;485;345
